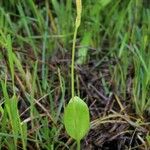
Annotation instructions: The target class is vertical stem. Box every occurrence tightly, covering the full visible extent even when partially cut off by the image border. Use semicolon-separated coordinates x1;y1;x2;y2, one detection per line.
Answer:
77;140;80;150
71;26;78;98
71;0;82;99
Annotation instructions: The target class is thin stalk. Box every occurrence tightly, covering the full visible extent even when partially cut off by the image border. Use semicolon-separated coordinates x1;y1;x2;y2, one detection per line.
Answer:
71;25;78;98
71;0;82;98
71;1;82;148
77;140;80;150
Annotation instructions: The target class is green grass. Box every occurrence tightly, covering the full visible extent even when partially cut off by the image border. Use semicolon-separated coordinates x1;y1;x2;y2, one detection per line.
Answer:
0;0;149;149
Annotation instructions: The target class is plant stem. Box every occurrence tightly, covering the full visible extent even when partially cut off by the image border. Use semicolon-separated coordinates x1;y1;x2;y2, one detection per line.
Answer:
71;25;78;98
77;140;80;150
71;0;82;99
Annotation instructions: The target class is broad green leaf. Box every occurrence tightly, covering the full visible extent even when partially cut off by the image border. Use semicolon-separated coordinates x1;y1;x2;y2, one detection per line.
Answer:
64;96;90;141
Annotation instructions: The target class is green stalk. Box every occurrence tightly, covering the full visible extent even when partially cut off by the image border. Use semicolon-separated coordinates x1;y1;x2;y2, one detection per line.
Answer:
71;1;82;150
77;140;80;150
71;25;79;98
71;0;82;98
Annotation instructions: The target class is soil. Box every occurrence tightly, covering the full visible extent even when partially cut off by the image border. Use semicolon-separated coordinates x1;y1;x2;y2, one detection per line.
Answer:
50;50;149;150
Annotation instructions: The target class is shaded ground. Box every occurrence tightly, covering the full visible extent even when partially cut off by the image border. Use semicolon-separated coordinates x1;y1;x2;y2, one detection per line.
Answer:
1;44;149;150
45;50;149;150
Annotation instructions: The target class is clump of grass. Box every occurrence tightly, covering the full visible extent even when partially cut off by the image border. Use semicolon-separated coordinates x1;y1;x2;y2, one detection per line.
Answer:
0;0;149;149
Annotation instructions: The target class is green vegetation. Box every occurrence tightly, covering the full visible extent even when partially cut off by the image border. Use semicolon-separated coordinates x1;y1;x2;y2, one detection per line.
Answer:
0;0;149;149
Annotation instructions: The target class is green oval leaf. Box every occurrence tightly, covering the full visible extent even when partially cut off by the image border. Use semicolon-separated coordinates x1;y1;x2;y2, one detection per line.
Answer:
64;96;90;141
